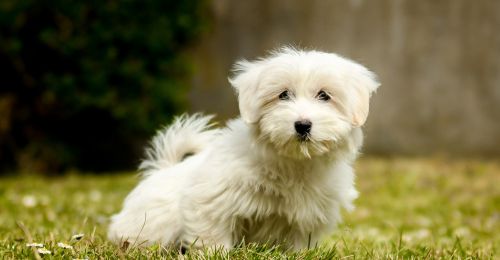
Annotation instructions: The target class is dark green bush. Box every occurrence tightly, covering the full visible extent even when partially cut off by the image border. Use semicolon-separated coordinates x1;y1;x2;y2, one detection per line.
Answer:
0;0;210;173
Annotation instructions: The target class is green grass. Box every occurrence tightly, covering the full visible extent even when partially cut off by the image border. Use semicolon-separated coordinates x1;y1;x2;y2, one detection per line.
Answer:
0;158;498;259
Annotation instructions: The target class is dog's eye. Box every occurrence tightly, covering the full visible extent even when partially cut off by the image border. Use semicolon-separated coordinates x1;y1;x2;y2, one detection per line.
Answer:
279;90;290;100
316;90;331;101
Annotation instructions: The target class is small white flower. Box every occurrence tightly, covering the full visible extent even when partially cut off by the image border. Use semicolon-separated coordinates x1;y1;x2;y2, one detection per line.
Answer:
57;242;73;249
454;227;470;237
71;234;84;240
37;248;51;254
22;195;37;208
403;229;431;243
413;229;431;240
415;216;432;227
89;190;102;202
26;243;44;248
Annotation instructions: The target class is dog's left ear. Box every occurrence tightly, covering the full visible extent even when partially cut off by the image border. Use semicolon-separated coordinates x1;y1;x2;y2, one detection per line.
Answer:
349;68;380;127
229;60;263;124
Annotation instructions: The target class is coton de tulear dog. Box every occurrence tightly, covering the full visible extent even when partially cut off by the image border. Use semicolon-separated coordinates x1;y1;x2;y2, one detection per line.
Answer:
108;47;380;251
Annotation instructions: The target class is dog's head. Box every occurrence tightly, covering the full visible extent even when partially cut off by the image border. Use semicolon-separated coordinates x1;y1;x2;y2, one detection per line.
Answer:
229;47;380;159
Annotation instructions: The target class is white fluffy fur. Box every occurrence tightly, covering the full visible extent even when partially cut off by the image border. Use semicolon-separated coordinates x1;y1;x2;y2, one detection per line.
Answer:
108;47;380;250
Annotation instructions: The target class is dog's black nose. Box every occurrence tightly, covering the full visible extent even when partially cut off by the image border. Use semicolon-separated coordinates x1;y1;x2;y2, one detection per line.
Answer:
294;120;312;138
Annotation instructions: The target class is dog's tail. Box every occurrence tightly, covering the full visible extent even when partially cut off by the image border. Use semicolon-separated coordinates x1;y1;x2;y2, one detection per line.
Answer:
139;114;218;175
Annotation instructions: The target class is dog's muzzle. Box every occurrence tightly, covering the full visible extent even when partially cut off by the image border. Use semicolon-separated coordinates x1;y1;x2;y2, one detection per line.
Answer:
294;120;312;141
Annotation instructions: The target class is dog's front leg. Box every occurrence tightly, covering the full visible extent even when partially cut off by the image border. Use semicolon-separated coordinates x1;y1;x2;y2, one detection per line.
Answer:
181;195;236;250
182;221;234;250
290;230;320;251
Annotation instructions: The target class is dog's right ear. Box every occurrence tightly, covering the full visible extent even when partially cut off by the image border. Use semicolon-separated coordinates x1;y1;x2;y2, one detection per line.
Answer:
229;60;263;124
349;70;380;127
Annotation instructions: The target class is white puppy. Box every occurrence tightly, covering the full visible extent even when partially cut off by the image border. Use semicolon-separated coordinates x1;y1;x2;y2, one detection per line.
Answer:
108;47;379;250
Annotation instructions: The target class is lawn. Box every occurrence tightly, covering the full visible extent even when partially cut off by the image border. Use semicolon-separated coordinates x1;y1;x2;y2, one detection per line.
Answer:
0;158;498;259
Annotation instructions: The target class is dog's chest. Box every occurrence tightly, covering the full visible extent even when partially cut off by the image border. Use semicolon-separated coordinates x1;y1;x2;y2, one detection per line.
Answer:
242;168;336;231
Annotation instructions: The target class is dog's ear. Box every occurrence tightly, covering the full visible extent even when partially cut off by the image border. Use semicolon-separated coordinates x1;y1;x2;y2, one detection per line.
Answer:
229;60;263;124
349;69;380;127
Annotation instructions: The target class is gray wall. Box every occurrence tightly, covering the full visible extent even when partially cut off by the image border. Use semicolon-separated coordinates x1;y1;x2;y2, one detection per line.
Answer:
188;0;500;156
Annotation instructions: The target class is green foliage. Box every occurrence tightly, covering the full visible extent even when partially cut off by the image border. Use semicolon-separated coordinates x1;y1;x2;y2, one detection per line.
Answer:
0;0;210;173
0;158;498;258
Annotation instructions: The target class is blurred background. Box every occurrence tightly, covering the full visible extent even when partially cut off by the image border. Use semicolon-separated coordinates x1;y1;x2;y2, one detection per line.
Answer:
1;0;499;174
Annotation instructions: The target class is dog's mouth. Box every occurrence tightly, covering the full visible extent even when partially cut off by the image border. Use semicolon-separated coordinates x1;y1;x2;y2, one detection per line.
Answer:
296;133;311;142
263;133;332;159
